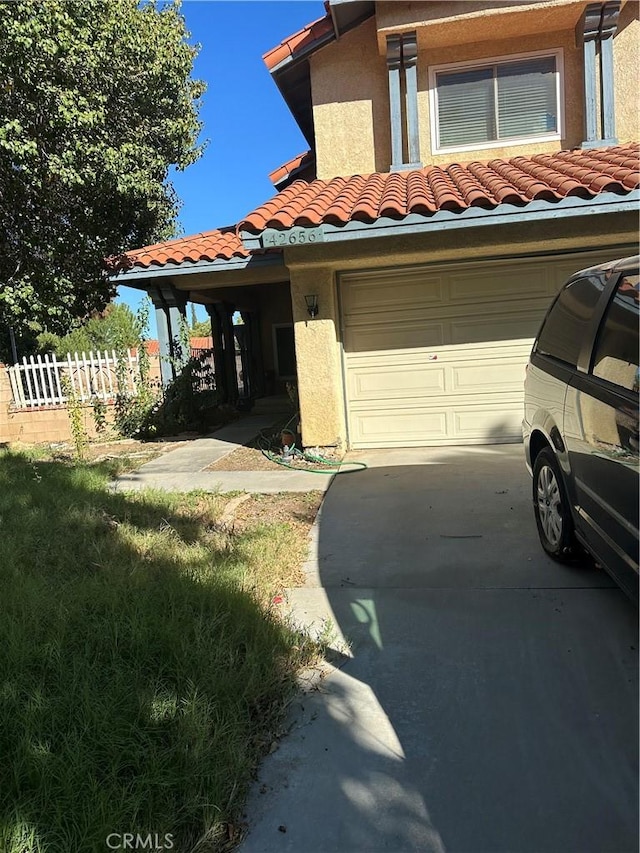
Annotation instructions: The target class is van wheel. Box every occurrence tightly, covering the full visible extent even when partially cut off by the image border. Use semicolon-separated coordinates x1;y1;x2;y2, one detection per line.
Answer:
532;448;575;560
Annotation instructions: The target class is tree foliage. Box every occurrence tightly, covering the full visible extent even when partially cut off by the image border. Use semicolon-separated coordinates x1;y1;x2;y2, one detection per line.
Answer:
0;0;204;339
190;318;212;338
37;302;140;356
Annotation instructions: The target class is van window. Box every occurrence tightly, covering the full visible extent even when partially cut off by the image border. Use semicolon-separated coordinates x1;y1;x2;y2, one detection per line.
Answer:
535;275;603;366
592;274;640;393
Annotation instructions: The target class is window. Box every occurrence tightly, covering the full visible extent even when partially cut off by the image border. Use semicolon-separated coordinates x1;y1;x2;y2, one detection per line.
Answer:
592;274;640;393
273;324;296;379
536;276;603;367
430;51;562;152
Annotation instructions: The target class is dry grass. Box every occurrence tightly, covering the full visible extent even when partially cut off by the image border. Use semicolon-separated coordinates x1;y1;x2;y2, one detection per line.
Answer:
0;450;323;853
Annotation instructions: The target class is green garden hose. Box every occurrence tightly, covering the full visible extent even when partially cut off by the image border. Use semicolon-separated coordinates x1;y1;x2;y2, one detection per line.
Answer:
257;416;367;475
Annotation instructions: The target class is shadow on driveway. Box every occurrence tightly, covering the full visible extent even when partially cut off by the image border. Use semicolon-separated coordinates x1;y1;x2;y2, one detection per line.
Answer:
241;445;638;853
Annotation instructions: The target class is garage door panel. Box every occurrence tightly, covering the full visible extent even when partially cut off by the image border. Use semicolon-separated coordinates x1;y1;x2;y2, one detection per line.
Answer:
348;354;527;401
452;360;527;393
450;311;545;345
349;365;446;401
350;409;449;446
346;322;445;353
348;404;523;447
340;253;615;448
453;405;524;439
449;266;550;301
341;274;444;314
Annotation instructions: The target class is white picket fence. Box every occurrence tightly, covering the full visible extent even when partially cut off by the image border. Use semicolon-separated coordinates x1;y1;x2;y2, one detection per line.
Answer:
7;350;141;409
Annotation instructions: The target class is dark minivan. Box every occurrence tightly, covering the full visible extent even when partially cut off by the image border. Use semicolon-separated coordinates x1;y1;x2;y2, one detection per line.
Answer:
523;255;639;601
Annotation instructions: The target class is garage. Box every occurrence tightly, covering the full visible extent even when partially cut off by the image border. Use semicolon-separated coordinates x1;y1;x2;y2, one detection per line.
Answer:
339;252;611;449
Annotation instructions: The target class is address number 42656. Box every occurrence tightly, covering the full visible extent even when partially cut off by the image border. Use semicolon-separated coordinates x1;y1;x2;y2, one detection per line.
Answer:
261;227;324;247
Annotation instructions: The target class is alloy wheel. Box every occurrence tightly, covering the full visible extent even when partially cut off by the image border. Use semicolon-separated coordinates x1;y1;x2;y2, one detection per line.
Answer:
536;464;563;548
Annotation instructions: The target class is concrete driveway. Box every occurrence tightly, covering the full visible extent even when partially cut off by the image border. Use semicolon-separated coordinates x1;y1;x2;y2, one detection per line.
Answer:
240;445;638;853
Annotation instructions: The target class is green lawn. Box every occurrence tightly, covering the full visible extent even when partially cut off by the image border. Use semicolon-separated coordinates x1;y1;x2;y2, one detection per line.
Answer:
0;450;319;853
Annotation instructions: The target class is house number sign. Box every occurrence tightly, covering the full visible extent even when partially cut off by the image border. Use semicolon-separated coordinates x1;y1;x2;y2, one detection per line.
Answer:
261;227;324;247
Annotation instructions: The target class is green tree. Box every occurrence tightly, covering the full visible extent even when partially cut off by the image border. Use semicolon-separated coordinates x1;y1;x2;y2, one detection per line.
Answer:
38;302;140;356
190;318;212;338
0;0;204;343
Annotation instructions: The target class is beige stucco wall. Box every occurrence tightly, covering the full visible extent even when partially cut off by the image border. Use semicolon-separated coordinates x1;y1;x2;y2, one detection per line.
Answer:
288;267;346;448
311;2;637;178
312;17;390;178
614;4;640;143
375;1;588;49
285;211;637;448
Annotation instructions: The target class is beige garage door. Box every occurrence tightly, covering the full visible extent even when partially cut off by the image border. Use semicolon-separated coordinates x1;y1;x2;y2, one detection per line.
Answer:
340;253;611;449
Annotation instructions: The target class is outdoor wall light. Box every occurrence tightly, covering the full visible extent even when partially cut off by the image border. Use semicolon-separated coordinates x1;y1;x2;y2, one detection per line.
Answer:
304;294;319;318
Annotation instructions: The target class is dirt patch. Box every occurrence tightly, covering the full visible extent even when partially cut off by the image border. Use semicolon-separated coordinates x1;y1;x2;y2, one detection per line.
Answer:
208;443;283;472
230;491;324;535
14;436;188;467
212;491;326;593
207;441;345;473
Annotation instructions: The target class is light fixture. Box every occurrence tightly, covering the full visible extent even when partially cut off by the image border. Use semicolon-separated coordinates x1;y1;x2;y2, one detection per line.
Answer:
304;294;319;318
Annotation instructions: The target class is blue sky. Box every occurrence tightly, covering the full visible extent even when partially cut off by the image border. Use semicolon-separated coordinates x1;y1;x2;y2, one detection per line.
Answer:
118;0;325;331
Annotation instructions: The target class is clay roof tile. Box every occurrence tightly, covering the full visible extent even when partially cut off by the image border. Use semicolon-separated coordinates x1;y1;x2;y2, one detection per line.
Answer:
112;144;639;274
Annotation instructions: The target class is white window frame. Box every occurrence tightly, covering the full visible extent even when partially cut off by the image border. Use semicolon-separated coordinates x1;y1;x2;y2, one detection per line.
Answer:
428;48;564;155
272;323;296;380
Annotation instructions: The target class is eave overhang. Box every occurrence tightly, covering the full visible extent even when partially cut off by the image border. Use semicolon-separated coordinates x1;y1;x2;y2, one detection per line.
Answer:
108;251;285;286
265;1;374;146
240;190;640;250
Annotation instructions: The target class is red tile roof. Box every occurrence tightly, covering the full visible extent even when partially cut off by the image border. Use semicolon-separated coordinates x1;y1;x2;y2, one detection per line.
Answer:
239;144;640;233
263;10;334;70
144;337;213;356
109;144;638;273
109;227;248;271
268;150;314;186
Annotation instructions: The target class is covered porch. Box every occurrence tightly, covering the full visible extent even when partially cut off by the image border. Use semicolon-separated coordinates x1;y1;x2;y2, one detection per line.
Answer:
112;238;297;410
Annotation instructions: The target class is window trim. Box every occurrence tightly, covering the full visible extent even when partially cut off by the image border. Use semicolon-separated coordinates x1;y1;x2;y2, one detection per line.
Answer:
428;48;565;155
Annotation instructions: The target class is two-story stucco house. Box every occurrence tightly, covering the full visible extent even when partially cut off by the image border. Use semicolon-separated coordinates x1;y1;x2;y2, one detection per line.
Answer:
109;0;639;450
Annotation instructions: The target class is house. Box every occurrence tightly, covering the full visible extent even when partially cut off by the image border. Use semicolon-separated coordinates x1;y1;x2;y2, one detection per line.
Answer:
108;0;639;450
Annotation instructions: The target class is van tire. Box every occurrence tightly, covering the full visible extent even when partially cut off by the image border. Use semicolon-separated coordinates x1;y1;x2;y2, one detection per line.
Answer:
532;448;575;561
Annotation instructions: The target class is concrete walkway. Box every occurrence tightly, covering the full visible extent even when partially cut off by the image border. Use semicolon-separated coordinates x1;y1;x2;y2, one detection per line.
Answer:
239;446;638;853
112;414;334;494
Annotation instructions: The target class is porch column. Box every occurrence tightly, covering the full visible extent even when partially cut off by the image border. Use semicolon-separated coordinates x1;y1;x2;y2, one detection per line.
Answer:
220;302;239;403
148;286;173;387
241;310;265;398
289;266;346;449
206;303;238;404
159;285;188;368
205;303;227;401
234;323;250;398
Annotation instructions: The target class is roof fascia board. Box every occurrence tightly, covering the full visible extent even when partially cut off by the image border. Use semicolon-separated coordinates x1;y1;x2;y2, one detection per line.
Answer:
108;251;284;284
269;5;375;74
329;1;375;39
239;191;640;249
269;30;336;74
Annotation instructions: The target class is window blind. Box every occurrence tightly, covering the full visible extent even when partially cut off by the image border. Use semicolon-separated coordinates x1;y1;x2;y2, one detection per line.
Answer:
497;57;557;138
437;67;494;147
436;55;558;148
